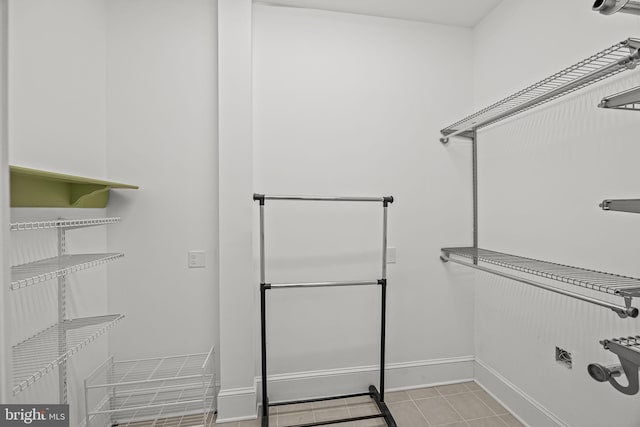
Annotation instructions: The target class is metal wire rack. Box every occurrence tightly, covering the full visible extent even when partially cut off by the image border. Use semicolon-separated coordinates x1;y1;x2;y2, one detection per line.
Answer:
442;247;640;297
10;253;124;290
10;218;121;232
441;247;640;318
602;335;640;348
599;85;640;111
84;347;215;427
441;38;640;141
12;314;124;396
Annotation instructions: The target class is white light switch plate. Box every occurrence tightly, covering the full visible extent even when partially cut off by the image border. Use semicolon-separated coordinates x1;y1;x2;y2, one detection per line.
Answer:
188;250;206;268
387;247;396;264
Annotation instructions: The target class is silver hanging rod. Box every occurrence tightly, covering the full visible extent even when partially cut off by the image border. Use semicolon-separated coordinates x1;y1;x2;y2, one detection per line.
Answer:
253;194;393;204
266;280;382;290
441;256;639;319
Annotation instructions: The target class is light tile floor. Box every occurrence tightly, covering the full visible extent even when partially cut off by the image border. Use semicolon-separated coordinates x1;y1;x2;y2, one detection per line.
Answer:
213;382;525;427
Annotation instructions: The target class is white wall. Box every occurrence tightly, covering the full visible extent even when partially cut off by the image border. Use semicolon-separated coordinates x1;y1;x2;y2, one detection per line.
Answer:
7;1;111;424
252;2;474;403
0;0;10;404
472;1;640;426
5;3;218;426
105;0;218;362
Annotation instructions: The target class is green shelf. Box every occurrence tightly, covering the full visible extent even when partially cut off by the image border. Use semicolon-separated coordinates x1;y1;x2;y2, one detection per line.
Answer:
10;166;138;208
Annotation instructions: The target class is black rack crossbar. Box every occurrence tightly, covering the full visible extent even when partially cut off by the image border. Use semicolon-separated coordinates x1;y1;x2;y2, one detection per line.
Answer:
254;194;396;427
288;415;385;427
269;392;370;407
267;280;381;289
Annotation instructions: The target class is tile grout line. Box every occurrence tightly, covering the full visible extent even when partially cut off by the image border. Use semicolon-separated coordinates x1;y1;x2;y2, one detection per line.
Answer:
471;389;509;417
408;398;434;427
435;384;472;427
438;383;511;427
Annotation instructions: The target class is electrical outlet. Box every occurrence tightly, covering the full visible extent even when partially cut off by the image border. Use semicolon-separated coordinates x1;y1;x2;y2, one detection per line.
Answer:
188;250;206;268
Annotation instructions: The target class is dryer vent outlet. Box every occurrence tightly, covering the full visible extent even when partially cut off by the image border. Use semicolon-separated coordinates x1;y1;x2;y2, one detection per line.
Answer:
556;346;573;369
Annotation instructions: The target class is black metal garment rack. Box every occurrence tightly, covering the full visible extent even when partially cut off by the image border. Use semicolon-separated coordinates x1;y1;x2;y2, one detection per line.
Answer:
253;194;397;427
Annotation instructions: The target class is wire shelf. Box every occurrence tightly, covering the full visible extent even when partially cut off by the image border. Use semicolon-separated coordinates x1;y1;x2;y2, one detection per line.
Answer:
601;335;640;348
10;218;121;231
11;253;124;290
13;314;124;396
441;38;640;140
442;247;640;298
85;347;215;427
599;85;640;111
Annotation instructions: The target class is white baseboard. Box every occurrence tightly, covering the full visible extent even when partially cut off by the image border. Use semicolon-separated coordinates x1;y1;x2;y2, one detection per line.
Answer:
475;359;568;427
256;356;474;410
215;381;258;423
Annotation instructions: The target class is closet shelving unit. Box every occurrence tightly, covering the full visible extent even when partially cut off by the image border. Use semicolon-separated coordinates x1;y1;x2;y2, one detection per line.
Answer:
7;165;138;407
9;216;128;399
440;38;640;143
84;346;216;427
440;37;640;319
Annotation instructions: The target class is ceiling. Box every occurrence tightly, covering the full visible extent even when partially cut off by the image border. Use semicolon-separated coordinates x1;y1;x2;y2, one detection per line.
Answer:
253;0;504;28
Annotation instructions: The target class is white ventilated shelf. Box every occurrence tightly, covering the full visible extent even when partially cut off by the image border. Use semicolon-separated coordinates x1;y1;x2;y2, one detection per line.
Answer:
11;253;124;290
442;247;640;298
10;217;121;231
85;347;215;427
441;38;640;141
13;314;124;396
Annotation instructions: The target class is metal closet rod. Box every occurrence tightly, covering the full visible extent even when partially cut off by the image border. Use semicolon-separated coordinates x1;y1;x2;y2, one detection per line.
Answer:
253;194;394;204
265;280;383;290
441;254;639;319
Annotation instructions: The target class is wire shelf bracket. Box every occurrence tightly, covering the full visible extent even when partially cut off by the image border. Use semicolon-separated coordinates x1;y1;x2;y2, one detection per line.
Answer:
11;253;124;290
440;38;640;143
599;85;640;110
441;247;640;318
588;335;640;395
600;199;640;214
12;314;124;396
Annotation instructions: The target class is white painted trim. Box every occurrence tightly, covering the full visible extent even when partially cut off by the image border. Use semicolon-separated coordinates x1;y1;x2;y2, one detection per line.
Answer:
264;356;474;384
215;380;258;423
475;359;568;427
256;356;474;409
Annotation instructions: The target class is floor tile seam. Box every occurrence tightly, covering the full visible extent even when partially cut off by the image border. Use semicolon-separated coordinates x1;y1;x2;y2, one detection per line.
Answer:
468;390;508;417
430;422;471;427
463;413;511;426
409;394;440;402
440;393;471;425
408;397;433;426
498;413;523;427
435;390;472;398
